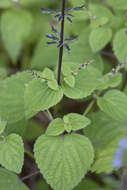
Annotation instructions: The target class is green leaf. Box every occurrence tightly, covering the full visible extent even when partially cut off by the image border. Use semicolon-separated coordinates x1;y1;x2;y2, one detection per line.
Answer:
0;0;12;8
89;27;112;52
4;120;27;137
97;90;127;121
0;72;32;123
46;118;64;136
84;112;125;173
31;37;58;70
73;179;102;190
34;133;94;190
48;80;59;91
90;17;109;28
0;134;24;173
107;0;127;10
25;78;63;118
63;116;72;133
89;3;113;21
37;180;50;190
70;0;84;7
63;28;104;73
64;75;75;88
113;28;127;63
42;68;54;80
0;168;29;190
97;73;122;90
63;113;91;131
0;118;7;134
24;119;44;141
1;9;33;63
62;63;102;99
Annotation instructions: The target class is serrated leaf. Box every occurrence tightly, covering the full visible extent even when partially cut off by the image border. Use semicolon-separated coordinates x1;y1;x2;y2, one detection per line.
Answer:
0;168;29;190
63;116;72;133
0;134;24;173
97;90;127;121
0;119;7;134
84;112;125;173
107;0;127;10
25;78;63;118
89;27;112;52
62;63;102;99
64;75;75;88
63;113;91;131
0;72;32;123
46;118;64;136
48;80;59;91
34;133;94;190
113;28;127;63
1;9;33;63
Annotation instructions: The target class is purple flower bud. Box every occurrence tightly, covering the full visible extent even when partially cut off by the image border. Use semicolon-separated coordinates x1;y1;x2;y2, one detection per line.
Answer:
112;158;123;168
119;138;127;149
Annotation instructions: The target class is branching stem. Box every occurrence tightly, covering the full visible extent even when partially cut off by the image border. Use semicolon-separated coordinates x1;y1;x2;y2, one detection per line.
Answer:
57;0;66;85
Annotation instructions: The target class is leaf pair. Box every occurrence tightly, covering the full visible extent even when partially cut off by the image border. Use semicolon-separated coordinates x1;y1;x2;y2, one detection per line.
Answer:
46;113;91;136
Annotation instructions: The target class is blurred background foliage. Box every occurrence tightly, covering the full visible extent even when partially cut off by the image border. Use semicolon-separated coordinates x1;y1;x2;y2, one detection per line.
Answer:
0;0;127;189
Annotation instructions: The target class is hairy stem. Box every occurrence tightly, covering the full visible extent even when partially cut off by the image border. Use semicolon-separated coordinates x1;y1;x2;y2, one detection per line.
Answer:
57;0;66;85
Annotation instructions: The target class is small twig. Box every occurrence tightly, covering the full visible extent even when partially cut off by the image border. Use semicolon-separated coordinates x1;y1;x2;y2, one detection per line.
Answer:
83;99;96;116
20;170;41;182
57;0;66;85
100;51;116;58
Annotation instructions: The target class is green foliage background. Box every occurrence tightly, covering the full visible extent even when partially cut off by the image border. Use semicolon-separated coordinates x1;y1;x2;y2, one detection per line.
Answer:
0;0;127;189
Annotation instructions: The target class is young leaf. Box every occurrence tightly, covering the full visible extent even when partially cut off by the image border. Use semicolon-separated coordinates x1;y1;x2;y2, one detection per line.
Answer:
0;118;7;134
1;9;33;63
46;118;64;136
48;80;59;91
113;28;127;63
42;68;54;80
25;78;63;118
0;168;29;190
64;75;75;88
97;73;122;90
62;64;102;99
89;27;112;52
0;72;32;123
34;134;94;190
84;112;125;173
97;90;127;121
63;113;91;131
0;134;24;173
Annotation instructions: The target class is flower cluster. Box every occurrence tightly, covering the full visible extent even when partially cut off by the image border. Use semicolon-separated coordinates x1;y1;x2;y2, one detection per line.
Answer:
41;4;84;53
112;138;127;168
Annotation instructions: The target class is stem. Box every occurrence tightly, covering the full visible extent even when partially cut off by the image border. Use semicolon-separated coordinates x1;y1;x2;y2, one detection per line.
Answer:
57;0;66;85
83;99;95;116
25;150;34;159
47;109;53;120
20;171;40;181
